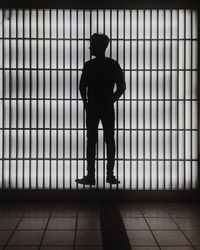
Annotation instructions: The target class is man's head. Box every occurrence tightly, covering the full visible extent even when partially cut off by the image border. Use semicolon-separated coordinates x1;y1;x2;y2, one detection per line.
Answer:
89;33;110;57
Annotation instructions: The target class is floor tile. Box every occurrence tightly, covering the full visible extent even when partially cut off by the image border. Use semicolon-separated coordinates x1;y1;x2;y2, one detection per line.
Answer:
131;247;159;250
47;218;76;230
146;218;179;230
127;230;157;246
142;209;170;218
40;247;73;250
169;209;200;218
75;247;103;250
24;209;50;218
0;231;13;246
123;218;149;230
160;247;195;250
17;218;48;230
75;230;102;246
153;230;191;246
0;210;23;218
8;230;43;245
78;208;100;218
51;209;77;218
183;230;200;246
42;230;75;245
77;217;100;230
119;207;143;218
4;247;38;250
174;218;200;230
0;218;20;230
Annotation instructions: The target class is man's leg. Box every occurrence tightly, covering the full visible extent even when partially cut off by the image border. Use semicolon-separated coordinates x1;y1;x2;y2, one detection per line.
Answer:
101;107;119;184
76;107;99;185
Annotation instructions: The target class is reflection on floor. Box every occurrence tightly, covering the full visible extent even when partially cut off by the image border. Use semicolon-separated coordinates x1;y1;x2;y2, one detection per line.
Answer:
0;201;200;249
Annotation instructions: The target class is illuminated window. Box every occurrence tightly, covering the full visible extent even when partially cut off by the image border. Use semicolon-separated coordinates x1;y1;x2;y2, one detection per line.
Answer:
0;9;198;190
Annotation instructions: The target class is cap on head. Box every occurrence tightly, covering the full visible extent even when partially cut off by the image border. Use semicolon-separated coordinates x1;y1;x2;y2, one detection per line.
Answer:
90;33;110;52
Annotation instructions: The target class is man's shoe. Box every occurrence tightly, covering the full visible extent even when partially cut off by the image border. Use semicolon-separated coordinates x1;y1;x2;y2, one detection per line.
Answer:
106;175;120;184
75;176;95;185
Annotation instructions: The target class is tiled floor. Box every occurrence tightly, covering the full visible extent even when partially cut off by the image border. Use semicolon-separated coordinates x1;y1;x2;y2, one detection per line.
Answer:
0;201;199;249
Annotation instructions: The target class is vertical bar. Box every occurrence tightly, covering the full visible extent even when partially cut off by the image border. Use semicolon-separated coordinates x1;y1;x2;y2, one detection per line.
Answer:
190;10;193;189
22;9;25;189
130;10;132;190
63;9;65;189
96;9;99;190
49;9;52;189
9;9;11;188
116;9;119;189
69;9;72;189
36;9;39;189
16;10;19;189
163;10;166;190
184;9;186;190
123;9;126;190
143;10;146;190
198;10;200;189
43;9;45;189
170;10;173;190
76;9;79;190
56;9;59;189
150;10;152;190
136;9;139;190
157;10;159;190
177;10;180;190
2;9;4;189
29;9;32;189
82;10;85;189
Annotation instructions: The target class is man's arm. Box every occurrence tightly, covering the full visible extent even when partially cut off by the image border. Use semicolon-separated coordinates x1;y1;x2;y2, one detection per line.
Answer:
79;64;88;109
113;63;126;103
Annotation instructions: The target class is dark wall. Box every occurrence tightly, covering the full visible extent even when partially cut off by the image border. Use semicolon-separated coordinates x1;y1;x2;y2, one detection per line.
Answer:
0;0;200;9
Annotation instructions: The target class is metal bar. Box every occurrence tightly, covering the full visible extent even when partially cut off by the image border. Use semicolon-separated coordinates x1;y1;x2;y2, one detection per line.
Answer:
184;9;186;189
56;9;59;189
36;9;39;189
157;10;159;190
0;67;197;71
150;9;152;190
49;9;52;189
76;9;79;190
190;10;193;189
0;128;198;131
0;157;196;161
123;9;126;190
63;9;65;189
2;9;4;189
9;9;11;189
16;9;19;189
82;9;85;189
29;9;32;189
129;9;132;190
43;9;45;189
136;9;139;190
163;10;166;190
198;10;200;189
96;9;100;190
69;9;72;189
170;10;173;190
22;9;25;189
177;10;179;190
143;10;146;190
116;9;119;189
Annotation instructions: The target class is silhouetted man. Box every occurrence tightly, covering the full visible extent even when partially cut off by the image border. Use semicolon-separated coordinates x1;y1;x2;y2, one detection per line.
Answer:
75;33;126;185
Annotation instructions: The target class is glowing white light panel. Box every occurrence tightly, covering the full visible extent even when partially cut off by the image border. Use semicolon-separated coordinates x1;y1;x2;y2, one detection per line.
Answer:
0;9;198;190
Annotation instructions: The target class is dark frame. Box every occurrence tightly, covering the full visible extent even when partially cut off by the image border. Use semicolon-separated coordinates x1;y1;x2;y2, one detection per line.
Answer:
0;0;199;200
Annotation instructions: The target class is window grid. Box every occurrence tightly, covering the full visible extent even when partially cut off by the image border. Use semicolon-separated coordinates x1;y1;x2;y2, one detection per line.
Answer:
0;9;198;190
